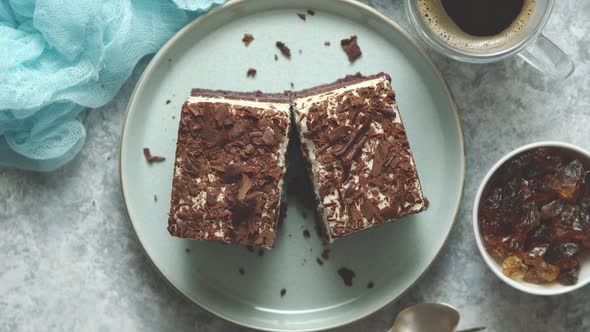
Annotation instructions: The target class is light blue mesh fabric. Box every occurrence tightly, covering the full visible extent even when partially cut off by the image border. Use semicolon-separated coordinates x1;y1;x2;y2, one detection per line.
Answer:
0;0;225;171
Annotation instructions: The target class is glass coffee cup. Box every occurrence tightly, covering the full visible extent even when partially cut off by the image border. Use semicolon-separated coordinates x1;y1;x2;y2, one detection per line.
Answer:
405;0;574;79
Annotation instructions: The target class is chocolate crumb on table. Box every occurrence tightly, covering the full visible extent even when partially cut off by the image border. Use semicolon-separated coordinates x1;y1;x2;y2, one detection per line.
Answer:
143;148;165;163
324;41;331;46
297;13;306;21
167;89;291;249
166;99;171;104
247;68;257;77
307;9;315;16
340;35;362;63
367;281;374;289
242;33;254;46
337;267;356;286
276;41;291;58
239;267;245;275
280;288;287;297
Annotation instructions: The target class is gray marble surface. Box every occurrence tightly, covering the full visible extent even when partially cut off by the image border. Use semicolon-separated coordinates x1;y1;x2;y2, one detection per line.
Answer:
2;0;589;331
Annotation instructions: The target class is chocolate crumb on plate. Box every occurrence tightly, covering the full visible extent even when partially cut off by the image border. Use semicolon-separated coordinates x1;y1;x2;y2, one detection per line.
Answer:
324;41;331;46
258;248;265;257
166;99;171;105
290;82;294;88
242;33;254;46
303;229;311;238
154;195;158;202
276;41;291;58
297;13;306;21
298;49;302;54
247;68;257;77
239;267;245;275
185;248;191;253
307;9;315;16
246;245;254;253
337;267;356;286
340;35;362;63
367;281;374;289
280;288;287;297
316;258;324;265
321;249;330;260
274;54;278;61
143;148;165;163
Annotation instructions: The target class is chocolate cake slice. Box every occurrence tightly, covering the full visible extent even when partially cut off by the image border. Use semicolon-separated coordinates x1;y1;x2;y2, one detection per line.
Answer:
168;90;291;248
292;73;428;242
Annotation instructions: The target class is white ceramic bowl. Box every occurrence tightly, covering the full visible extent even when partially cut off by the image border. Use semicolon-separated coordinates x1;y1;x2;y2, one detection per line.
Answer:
473;141;590;295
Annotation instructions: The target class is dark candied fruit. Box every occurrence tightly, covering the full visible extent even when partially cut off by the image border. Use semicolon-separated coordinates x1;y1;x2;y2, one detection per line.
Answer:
479;147;590;285
558;265;580;285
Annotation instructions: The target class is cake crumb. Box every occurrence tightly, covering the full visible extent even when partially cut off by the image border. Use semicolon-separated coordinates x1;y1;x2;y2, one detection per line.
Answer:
247;68;257;77
276;41;291;58
307;9;315;16
165;99;171;105
303;229;311;238
324;41;331;46
337;267;355;286
242;33;254;46
316;258;324;266
297;13;306;21
280;288;287;297
154;195;158;202
143;148;165;163
274;54;278;61
340;35;362;63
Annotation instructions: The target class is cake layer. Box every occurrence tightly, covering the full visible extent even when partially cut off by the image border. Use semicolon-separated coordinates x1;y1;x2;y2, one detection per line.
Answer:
292;73;428;241
168;91;291;248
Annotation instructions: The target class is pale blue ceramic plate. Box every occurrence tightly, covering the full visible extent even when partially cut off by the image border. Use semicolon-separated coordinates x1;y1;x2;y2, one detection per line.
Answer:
120;0;465;330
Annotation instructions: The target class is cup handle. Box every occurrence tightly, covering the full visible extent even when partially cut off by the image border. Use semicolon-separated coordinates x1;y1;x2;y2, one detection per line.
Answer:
517;33;575;80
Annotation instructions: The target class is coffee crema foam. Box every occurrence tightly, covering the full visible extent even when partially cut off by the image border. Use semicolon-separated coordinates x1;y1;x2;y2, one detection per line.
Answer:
417;0;536;50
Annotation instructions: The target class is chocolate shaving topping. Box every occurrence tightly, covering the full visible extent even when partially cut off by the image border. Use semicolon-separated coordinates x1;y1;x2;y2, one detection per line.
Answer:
374;107;396;118
276;41;291;58
340;35;362;63
238;174;253;201
297;13;306;21
247;68;257;77
328;126;351;143
242;33;254;46
261;128;275;145
143;148;165;162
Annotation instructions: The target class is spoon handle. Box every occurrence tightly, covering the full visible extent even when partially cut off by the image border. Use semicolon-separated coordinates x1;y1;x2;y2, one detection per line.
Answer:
457;327;486;332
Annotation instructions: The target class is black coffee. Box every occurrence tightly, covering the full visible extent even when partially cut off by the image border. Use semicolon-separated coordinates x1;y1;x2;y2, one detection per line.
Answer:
417;0;535;50
441;0;525;36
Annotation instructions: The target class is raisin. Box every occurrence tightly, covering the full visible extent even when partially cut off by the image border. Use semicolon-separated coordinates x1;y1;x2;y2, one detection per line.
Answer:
523;244;549;266
546;160;583;202
558;265;580;285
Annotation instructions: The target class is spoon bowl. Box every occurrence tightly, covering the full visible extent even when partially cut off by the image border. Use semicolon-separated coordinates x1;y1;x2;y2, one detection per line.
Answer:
389;303;460;332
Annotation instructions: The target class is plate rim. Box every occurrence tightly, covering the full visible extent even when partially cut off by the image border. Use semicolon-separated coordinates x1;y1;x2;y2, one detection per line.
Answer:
118;0;466;330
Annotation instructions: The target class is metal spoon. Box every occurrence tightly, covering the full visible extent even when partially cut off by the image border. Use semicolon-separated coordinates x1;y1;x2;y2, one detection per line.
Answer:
389;303;486;332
